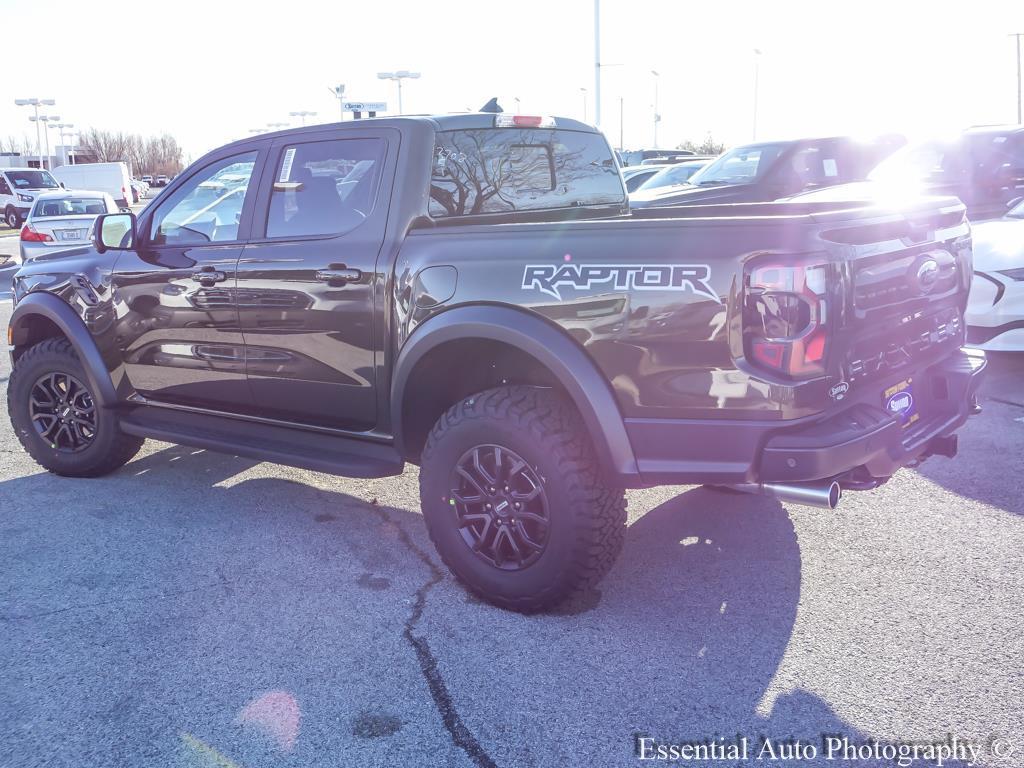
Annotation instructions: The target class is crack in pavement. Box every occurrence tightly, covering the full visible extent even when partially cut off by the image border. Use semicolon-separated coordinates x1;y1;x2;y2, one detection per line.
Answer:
373;505;498;768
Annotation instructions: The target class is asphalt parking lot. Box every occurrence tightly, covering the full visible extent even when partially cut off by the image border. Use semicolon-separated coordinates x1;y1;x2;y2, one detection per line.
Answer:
1;313;1022;766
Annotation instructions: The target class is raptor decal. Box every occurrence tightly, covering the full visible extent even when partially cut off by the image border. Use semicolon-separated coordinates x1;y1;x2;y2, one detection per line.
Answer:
522;263;720;303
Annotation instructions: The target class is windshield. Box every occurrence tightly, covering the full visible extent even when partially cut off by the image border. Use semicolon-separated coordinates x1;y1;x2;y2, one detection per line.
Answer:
636;163;707;191
687;144;785;186
1007;199;1024;219
33;197;108;217
6;170;60;189
868;140;952;184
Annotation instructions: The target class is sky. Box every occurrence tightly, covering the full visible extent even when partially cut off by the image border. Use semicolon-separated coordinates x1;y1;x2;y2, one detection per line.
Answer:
2;0;1023;164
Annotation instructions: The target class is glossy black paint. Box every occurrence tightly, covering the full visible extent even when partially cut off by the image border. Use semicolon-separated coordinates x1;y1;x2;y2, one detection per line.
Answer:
7;114;985;488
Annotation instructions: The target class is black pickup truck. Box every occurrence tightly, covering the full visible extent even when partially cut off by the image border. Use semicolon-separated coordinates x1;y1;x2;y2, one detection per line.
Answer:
6;114;985;611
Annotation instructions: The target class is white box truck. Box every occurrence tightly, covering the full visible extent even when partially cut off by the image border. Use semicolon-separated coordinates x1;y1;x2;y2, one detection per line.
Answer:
51;162;133;209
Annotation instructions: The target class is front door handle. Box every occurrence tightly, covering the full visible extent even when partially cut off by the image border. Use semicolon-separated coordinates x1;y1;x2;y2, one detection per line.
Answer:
316;265;361;285
192;266;227;286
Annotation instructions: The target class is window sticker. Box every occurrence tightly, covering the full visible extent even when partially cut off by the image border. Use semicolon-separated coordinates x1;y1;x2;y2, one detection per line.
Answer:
279;147;297;182
823;158;838;177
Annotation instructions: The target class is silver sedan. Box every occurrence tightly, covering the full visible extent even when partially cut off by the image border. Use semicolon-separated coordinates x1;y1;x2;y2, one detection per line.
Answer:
18;190;120;263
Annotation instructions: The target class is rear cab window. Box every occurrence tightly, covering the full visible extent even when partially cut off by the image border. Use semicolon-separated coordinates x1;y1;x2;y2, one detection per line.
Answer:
428;128;624;218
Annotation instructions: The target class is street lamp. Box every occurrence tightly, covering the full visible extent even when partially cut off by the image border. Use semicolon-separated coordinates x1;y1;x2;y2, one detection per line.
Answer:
1012;34;1023;124
266;122;289;131
580;87;588;123
514;96;521;113
30;114;60;170
330;84;346;120
289;110;317;126
377;71;420;114
650;71;660;148
49;122;75;165
752;48;763;141
14;98;56;169
249;128;267;135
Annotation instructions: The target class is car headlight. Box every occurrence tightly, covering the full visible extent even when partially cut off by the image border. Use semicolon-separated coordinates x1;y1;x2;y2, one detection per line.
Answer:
17;193;33;203
996;268;1024;281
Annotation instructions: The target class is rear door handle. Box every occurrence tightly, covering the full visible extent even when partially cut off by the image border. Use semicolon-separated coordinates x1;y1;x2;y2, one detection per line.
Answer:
192;266;227;286
316;266;361;285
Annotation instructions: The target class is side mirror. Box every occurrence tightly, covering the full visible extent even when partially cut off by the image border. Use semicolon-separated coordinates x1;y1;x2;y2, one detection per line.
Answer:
94;212;137;254
59;182;66;189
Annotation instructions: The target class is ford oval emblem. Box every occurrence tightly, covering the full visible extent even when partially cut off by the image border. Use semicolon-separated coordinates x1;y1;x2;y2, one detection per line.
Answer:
914;258;940;295
886;391;914;415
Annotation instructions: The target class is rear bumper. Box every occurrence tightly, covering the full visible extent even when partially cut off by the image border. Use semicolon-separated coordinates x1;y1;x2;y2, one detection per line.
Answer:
626;348;986;487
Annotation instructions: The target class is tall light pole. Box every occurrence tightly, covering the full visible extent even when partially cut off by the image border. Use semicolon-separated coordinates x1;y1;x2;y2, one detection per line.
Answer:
514;96;521;113
651;70;660;148
330;84;346;120
752;48;763;141
267;122;289;131
593;0;602;127
30;114;60;170
289;110;317;126
1012;34;1023;124
377;71;420;114
14;98;55;169
619;97;624;152
580;87;588;123
49;122;74;166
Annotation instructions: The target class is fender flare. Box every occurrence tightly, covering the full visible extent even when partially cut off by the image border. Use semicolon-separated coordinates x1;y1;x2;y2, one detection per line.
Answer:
391;305;639;480
8;292;118;408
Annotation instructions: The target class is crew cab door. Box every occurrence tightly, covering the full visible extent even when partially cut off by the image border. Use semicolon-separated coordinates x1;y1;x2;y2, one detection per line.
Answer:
110;148;265;411
236;129;393;431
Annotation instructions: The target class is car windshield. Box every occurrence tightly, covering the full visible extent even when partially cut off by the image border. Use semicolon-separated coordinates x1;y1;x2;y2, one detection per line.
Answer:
636;163;707;190
1007;199;1024;219
33;198;107;217
868;140;952;183
7;170;60;189
687;144;786;186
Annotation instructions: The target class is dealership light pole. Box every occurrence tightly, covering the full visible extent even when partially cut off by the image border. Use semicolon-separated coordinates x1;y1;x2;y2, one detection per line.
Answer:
30;114;60;170
1012;33;1023;124
267;122;289;131
14;97;55;169
581;87;588;123
377;71;420;114
593;0;601;127
651;70;660;148
752;48;763;141
289;110;317;126
330;84;346;120
50;122;75;165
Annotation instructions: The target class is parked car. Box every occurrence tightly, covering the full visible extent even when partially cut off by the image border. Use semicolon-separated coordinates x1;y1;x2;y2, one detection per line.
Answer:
130;179;149;201
141;175;153;185
18;190;119;263
630;134;905;209
51;162;134;209
6;114;984;612
619;148;698;167
634;160;710;191
1;167;62;229
154;174;170;187
966;196;1024;351
621;164;669;192
865;125;1024;221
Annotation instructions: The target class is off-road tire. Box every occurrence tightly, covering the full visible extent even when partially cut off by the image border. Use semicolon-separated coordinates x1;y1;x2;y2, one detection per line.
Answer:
8;338;144;477
419;385;627;613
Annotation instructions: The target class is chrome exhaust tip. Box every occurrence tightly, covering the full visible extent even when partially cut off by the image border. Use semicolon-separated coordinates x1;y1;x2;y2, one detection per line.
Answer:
728;480;842;510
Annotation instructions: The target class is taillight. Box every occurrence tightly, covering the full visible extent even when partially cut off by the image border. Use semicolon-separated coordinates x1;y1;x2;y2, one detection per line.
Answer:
20;224;53;243
744;258;831;378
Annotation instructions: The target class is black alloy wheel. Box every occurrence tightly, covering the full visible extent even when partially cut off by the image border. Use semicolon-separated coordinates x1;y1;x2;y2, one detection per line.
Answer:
28;372;97;453
449;444;550;570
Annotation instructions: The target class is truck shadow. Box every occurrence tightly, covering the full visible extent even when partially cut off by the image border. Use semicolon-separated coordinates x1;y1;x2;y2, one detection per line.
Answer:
0;446;974;767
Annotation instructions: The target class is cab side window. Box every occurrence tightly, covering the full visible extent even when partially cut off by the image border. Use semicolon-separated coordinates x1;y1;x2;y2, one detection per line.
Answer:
0;176;11;196
149;152;257;246
265;139;384;239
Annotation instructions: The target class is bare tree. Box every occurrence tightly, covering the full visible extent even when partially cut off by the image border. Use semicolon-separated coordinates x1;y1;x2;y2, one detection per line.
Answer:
677;134;727;155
